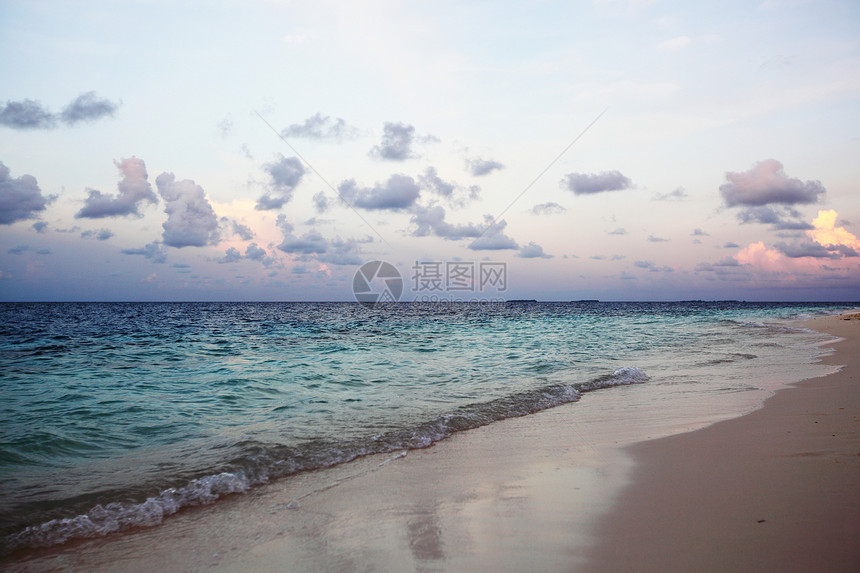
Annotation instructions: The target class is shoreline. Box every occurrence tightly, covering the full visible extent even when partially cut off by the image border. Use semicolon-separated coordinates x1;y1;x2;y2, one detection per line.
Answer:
4;311;858;571
583;313;860;571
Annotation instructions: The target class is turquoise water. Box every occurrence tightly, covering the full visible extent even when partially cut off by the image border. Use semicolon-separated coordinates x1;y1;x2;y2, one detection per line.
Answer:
0;301;851;554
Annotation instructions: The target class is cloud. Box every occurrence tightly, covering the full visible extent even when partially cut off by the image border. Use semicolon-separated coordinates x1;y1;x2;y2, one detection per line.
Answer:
691;228;709;236
59;92;119;125
7;244;29;255
653;187;687;201
530;202;567;216
723;242;740;248
155;172;220;248
122;242;167;263
275;215;364;265
81;228;114;241
466;157;505;176
0;93;118;130
562;170;633;194
32;221;48;233
695;256;741;272
280;231;328;254
608;228;627;235
369;122;436;160
418;167;479;205
220;217;254;240
774;241;844;259
256;154;306;211
217;114;233;138
647;234;669;242
319;237;364;266
338;174;420;210
244;243;269;261
468;219;519;251
0;99;56;129
409;205;484;240
807;210;860;251
519;242;552;259
735;205;813;230
219;247;242;263
719;159;824;207
0;161;53;224
419;167;455;198
281;113;358;140
278;226;328;255
77;157;158;219
634;260;673;273
313;191;329;213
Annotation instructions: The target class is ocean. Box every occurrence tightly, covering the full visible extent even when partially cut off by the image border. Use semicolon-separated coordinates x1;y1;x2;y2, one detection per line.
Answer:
0;301;851;556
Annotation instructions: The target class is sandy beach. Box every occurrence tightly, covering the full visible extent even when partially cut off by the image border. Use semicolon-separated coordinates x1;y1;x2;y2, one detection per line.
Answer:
584;313;860;572
5;312;858;572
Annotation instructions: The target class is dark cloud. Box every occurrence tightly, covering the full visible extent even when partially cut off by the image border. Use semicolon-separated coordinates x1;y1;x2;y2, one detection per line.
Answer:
77;157;158;219
81;228;114;241
275;215;364;265
0;93;118;130
244;243;271;264
32;221;48;233
419;167;455;198
654;187;687;201
720;159;824;207
466;157;504;177
278;229;328;254
736;205;814;230
156;173;220;248
369;122;428;161
530;202;566;216
338;174;420;210
635;260;674;273
220;218;254;240
774;241;857;259
7;244;29;255
256;154;306;211
313;191;329;213
410;205;484;240
281;113;358;140
518;242;552;259
218;247;242;263
121;242;167;263
0;161;53;224
691;228;709;236
468;219;519;251
562;170;633;195
723;242;740;248
59;92;119;125
695;257;741;272
418;167;479;206
319;237;364;266
0;99;55;129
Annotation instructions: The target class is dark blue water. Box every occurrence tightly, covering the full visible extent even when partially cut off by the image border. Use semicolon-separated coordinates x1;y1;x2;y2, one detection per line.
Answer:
0;301;852;554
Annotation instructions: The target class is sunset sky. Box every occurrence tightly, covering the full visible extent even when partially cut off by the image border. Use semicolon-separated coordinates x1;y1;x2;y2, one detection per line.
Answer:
1;0;859;301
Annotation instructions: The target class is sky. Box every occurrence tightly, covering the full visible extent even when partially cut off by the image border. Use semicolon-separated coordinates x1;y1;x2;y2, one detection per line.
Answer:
1;0;859;302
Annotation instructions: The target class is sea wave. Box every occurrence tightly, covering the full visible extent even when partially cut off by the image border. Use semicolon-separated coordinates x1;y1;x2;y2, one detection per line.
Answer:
3;367;648;555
